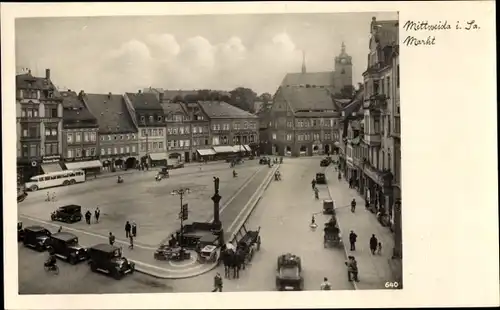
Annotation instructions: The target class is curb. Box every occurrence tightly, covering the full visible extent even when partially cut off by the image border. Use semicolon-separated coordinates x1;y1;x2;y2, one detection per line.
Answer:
324;166;358;290
134;165;278;279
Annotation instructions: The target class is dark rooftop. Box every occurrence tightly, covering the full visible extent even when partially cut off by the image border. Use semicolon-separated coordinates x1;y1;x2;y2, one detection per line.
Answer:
279;86;338;113
84;93;137;134
16;71;63;100
198;101;257;119
161;102;187;116
61;91;98;127
281;72;336;90
125;92;162;111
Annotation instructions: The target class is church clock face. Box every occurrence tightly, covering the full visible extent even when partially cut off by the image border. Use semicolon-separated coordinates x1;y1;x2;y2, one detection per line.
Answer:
340;58;347;64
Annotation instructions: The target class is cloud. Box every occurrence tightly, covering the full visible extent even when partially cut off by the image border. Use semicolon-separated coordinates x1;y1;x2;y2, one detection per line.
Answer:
58;32;304;94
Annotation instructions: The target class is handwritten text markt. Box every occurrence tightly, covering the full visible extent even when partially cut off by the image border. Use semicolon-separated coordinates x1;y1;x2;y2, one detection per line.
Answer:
403;20;480;47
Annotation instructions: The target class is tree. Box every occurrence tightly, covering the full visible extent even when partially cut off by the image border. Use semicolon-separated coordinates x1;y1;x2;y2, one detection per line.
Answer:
259;92;272;104
172;95;184;103
332;85;356;99
229;87;258;113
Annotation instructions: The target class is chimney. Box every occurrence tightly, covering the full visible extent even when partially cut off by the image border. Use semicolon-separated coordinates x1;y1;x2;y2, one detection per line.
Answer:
108;92;112;99
45;69;51;80
138;90;142;94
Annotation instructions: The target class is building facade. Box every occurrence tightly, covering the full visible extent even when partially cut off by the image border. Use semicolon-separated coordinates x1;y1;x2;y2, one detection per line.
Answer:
162;102;192;163
83;92;139;170
124;91;166;167
198;101;258;158
269;86;341;157
183;102;212;161
16;69;64;182
60;90;101;174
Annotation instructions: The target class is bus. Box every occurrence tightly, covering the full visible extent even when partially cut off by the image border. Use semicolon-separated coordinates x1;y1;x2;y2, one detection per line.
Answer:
25;170;86;191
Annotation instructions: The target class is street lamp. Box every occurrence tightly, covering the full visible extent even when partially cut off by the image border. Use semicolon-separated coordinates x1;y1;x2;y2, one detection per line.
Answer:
171;187;190;247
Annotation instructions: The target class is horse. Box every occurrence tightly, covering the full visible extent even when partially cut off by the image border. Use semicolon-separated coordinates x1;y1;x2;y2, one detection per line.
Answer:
221;248;234;279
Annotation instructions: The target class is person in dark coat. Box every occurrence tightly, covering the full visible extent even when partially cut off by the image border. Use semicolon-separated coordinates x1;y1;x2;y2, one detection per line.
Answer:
212;272;223;292
94;207;100;223
349;230;358;251
125;221;131;238
131;221;137;237
85;211;92;225
311;179;316;190
351;198;357;213
369;234;378;255
109;232;115;245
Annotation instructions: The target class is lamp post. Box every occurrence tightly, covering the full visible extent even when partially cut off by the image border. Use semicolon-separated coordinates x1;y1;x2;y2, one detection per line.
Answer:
171;187;190;247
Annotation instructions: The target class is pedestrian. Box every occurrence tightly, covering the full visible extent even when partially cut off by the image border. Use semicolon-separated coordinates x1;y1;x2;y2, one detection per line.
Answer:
57;226;62;233
345;256;354;281
46;192;50;202
350;256;360;282
131;221;137;237
109;232;115;245
369;234;378;255
85;210;92;224
351;198;356;213
349;230;358;251
311;179;316;190
51;192;56;201
212;272;223;292
95;207;100;223
377;242;382;255
320;277;332;290
125;221;131;238
365;198;370;209
128;234;134;249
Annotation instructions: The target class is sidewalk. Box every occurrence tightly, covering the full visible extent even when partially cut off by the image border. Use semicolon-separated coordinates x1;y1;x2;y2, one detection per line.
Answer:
325;167;401;290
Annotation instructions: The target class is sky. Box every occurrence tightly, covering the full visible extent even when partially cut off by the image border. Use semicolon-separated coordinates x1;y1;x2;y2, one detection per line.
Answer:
16;12;398;95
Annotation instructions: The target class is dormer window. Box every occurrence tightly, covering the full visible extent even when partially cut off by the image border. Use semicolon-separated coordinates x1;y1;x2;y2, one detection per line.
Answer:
157;116;162;122
140;115;145;123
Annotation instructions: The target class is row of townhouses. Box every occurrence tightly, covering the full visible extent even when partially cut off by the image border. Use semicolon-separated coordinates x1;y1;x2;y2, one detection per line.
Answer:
16;70;259;182
337;16;402;258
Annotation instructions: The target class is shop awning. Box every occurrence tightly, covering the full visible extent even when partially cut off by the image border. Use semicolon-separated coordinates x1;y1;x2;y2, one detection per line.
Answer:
233;145;246;152
65;160;102;170
197;148;216;156
150;153;167;161
213;146;237;154
41;163;62;174
243;145;252;152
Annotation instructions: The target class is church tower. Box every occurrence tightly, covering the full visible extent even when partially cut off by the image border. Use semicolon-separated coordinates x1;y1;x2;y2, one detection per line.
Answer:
334;42;353;89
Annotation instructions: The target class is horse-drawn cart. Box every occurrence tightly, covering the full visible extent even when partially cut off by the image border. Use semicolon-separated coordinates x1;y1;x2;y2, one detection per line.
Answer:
236;225;261;262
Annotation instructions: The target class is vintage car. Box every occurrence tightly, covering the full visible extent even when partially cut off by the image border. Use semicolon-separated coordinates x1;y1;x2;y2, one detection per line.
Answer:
88;243;135;280
158;167;170;178
51;204;83;223
259;157;270;165
320;158;331;167
322;199;336;215
197;245;218;263
276;253;304;291
48;232;88;264
315;172;327;184
18;222;25;242
22;225;52;251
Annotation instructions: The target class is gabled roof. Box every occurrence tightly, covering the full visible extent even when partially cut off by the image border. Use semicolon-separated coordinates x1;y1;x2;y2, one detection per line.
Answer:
60;91;98;125
84;93;137;134
125;92;162;111
161;102;187;116
279;86;337;112
341;90;364;119
198;101;257;119
281;72;335;89
16;72;63;100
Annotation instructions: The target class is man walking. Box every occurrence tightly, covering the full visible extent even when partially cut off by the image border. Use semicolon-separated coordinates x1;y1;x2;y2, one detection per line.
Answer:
85;210;92;225
369;234;378;255
212;272;223;292
350;256;360;282
108;232;115;245
94;207;100;223
320;277;332;290
349;230;358;251
128;234;134;249
311;179;316;190
125;221;131;238
351;198;356;213
131;221;137;237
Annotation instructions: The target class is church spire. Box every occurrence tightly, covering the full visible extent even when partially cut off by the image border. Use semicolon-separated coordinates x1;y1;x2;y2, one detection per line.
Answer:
341;41;346;54
301;50;307;74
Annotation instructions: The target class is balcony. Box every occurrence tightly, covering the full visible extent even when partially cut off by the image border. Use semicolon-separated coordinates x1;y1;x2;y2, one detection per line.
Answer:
20;135;41;142
363;93;388;111
392;116;401;139
363;132;381;146
362;158;393;187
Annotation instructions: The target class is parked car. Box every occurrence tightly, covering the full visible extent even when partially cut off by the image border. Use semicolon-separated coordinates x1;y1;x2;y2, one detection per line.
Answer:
315;172;327;184
51;204;83;223
320;158;330;167
48;232;88;264
22;225;52;251
88;243;135;280
259;157;270;165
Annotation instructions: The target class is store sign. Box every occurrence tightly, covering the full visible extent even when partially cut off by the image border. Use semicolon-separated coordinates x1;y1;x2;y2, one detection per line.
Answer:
65;156;99;162
42;155;61;163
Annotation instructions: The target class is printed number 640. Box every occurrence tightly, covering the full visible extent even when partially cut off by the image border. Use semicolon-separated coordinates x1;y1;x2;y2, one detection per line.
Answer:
385;282;399;288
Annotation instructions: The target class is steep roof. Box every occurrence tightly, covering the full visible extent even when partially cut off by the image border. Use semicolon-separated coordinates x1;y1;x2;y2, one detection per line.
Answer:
341;90;364;118
161;102;187;116
279;86;337;112
198;101;257;119
84;93;137;134
16;72;63;100
281;72;335;89
60;91;98;125
125;92;162;111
